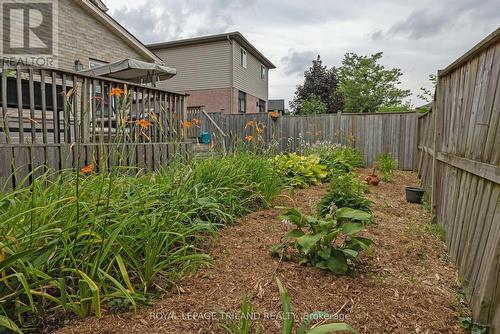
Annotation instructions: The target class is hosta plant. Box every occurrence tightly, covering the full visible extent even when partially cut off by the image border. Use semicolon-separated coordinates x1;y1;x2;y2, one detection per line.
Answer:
271;153;328;188
272;207;373;274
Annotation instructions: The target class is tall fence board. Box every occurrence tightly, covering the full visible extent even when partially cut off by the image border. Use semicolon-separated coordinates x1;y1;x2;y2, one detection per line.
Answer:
187;108;417;170
417;28;500;331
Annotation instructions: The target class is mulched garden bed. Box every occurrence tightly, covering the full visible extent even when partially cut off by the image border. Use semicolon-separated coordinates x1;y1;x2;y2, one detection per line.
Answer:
55;169;466;334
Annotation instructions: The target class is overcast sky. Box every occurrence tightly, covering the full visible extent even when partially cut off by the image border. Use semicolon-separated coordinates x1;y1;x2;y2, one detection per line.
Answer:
104;0;500;107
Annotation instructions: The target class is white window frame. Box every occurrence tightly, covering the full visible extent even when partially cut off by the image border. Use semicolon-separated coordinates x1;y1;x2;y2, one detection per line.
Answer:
260;65;266;80
240;48;247;68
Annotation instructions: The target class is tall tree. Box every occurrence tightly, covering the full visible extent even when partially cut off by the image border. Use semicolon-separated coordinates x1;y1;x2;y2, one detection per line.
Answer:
290;55;344;114
339;52;411;113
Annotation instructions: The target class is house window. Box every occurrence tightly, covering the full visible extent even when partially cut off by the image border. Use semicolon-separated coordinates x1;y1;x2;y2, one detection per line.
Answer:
258;99;266;113
260;65;266;80
240;48;247;68
238;91;246;113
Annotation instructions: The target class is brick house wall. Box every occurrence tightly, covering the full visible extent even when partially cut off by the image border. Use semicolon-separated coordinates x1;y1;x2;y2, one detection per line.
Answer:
1;0;156;71
185;88;232;113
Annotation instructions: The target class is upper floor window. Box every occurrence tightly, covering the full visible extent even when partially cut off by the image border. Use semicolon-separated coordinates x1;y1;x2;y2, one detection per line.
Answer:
260;65;266;80
238;91;247;113
240;48;247;68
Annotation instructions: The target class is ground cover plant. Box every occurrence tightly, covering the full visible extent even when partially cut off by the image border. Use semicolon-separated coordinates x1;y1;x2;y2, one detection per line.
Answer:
376;153;398;182
0;152;283;332
271;153;328;188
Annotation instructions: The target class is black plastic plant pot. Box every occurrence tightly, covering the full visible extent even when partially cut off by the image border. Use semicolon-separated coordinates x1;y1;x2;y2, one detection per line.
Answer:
405;187;425;203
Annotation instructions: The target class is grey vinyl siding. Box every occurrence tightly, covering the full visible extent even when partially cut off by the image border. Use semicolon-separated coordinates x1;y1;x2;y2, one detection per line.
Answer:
56;0;148;71
232;41;268;101
152;41;232;92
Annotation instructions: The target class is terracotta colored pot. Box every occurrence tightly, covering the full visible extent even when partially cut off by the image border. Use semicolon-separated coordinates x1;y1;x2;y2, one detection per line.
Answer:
365;174;380;186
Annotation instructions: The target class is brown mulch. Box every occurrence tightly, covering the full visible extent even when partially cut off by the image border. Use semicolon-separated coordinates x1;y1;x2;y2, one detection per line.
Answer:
55;170;465;334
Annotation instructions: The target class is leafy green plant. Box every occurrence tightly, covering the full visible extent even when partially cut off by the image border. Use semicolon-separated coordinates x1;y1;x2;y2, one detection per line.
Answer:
305;145;364;175
271;153;328;188
0;153;283;332
273;208;372;274
376;153;397;182
276;278;357;333
298;94;327;115
221;279;357;334
219;293;263;334
318;173;371;217
459;317;488;334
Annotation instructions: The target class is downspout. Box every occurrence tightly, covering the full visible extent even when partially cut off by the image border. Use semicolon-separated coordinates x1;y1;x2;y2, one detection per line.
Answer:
227;34;234;114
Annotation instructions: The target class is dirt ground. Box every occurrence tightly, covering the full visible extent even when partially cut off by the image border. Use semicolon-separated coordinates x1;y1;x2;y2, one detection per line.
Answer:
55;170;466;334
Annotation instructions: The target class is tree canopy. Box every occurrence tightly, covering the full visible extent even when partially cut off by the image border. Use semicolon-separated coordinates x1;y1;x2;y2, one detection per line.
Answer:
338;52;411;113
290;55;344;114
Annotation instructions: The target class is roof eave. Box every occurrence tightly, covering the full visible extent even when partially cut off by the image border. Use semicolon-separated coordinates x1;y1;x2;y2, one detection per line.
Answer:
77;0;163;64
148;32;276;69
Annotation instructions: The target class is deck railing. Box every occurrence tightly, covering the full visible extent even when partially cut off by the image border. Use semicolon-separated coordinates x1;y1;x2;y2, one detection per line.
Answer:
0;65;190;190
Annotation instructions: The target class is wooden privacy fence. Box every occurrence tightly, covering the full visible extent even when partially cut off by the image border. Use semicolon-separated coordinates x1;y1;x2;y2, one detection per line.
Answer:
417;28;500;330
0;66;190;191
187;107;417;170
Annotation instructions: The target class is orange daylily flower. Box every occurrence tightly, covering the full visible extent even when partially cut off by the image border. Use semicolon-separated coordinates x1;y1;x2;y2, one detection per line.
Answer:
245;120;256;128
182;121;193;128
244;135;253;142
192;118;201;126
80;163;94;174
110;87;124;97
136;119;151;129
269;111;279;120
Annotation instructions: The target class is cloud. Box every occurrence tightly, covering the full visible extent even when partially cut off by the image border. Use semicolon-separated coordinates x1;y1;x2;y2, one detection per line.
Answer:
371;29;383;41
387;0;500;39
111;0;256;43
281;49;317;76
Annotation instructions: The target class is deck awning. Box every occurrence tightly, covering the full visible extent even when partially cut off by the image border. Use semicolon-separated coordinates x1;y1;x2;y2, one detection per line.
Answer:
81;58;177;85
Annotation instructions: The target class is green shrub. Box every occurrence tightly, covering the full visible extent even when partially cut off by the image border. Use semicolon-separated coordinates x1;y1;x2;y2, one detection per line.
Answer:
0;153;283;331
318;173;371;216
298;94;327;115
305;144;365;174
376;153;397;182
271;153;328;188
272;208;372;274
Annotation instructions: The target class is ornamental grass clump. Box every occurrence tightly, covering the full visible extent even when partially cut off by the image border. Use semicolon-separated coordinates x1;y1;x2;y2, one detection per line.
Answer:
0;152;282;332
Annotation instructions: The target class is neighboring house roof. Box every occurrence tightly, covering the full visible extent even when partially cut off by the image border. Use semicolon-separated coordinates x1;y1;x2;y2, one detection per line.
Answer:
76;0;163;64
90;0;108;11
147;32;276;69
269;99;285;111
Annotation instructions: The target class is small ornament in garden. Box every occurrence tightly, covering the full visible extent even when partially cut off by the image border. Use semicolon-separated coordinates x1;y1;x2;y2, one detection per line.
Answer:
365;166;380;186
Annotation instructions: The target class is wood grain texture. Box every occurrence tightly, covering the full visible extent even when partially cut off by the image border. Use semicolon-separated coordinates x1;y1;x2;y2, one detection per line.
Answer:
417;30;500;330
